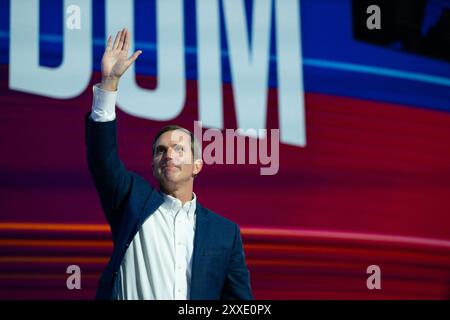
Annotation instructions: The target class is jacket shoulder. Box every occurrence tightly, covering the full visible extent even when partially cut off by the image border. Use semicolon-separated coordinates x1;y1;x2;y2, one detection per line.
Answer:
123;171;156;206
201;206;239;229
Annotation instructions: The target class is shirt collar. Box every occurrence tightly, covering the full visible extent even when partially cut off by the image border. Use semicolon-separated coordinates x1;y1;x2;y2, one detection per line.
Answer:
159;191;197;220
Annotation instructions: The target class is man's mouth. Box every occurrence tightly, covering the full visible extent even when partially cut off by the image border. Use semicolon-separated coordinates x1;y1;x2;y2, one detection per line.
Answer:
162;164;180;170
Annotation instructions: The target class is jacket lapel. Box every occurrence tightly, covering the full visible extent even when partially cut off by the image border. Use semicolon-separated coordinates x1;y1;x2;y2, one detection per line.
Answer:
131;189;165;243
190;203;210;299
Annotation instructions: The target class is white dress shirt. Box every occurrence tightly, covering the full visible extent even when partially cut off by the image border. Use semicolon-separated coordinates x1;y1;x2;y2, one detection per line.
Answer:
90;84;197;300
117;192;197;300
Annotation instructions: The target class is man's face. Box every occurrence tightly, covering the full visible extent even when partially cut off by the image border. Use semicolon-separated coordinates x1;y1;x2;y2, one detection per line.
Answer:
152;129;202;187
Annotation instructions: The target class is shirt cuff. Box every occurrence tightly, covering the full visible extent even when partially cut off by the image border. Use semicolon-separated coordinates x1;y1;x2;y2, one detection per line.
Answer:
90;83;117;122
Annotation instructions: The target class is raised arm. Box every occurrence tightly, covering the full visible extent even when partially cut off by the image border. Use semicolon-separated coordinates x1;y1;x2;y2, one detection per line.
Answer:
85;28;142;230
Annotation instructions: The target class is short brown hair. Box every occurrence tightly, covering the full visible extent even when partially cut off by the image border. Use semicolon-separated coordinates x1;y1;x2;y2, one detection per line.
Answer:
152;125;201;160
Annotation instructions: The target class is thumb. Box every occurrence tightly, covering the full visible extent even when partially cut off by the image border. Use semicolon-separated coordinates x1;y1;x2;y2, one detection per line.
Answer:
127;50;142;64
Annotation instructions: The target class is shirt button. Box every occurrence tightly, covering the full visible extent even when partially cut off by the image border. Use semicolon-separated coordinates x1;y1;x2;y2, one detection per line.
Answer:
177;242;181;246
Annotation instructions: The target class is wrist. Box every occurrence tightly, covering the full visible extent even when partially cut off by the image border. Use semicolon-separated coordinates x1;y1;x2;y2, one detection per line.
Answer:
100;76;119;91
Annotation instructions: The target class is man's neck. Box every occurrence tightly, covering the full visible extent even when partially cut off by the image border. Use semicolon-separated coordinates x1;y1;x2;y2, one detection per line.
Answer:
160;184;194;205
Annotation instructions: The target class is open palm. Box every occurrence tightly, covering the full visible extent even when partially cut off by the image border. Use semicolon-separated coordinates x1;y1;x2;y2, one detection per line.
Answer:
101;28;142;80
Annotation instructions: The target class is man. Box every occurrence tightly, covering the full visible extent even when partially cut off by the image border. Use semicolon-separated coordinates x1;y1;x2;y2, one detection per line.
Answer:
85;28;253;300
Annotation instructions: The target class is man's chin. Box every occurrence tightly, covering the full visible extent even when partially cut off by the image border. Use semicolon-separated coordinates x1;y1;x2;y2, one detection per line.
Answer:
160;173;181;184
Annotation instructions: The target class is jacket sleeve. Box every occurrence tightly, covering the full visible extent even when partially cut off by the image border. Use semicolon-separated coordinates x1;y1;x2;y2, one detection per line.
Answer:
221;224;254;300
85;112;132;229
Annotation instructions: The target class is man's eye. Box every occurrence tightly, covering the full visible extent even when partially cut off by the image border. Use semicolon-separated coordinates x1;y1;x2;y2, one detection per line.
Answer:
174;145;184;152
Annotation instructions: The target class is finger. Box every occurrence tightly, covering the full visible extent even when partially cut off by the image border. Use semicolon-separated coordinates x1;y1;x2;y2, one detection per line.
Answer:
105;35;112;51
117;28;126;50
123;29;130;52
127;50;142;64
112;30;122;50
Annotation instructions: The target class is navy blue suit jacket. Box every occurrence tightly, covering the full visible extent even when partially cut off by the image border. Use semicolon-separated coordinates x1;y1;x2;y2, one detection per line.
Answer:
85;114;253;300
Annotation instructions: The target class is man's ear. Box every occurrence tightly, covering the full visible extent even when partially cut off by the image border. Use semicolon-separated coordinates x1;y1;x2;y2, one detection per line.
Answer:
193;159;203;176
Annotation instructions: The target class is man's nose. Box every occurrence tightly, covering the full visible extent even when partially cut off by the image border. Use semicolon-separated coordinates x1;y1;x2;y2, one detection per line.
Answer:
165;147;175;160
